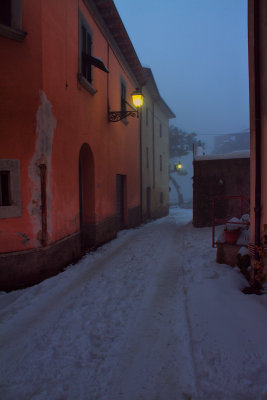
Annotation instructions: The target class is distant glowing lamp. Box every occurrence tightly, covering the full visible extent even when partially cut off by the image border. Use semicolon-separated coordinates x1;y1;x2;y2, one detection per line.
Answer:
131;88;144;108
175;161;183;171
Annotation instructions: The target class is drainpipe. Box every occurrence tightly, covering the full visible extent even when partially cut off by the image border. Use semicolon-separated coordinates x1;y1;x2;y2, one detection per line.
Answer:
139;107;143;222
253;0;262;249
39;164;48;246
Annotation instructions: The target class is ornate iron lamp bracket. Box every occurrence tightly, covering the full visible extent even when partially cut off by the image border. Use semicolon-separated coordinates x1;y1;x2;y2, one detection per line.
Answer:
108;110;138;122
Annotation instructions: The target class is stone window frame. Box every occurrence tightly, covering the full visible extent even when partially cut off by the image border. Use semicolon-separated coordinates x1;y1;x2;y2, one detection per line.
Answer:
0;159;22;219
0;0;27;42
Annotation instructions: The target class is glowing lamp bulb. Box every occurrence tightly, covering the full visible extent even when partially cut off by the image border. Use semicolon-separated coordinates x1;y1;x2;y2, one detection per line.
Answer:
176;161;182;170
131;89;144;108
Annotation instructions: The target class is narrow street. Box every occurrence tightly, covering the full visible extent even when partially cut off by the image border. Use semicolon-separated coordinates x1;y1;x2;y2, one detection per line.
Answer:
1;207;267;400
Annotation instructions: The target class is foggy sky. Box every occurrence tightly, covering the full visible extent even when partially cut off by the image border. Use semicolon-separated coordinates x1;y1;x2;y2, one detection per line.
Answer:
113;0;249;150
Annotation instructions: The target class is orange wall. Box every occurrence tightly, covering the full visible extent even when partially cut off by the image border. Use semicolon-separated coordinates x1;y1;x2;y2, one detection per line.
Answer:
0;0;43;251
0;0;140;252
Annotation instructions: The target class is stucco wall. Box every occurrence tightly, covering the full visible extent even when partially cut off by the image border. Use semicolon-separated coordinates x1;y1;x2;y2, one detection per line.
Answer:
0;0;142;288
140;85;171;221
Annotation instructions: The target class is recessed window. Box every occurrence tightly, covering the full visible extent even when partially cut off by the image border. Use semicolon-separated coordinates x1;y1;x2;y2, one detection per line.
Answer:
0;171;11;206
81;25;92;83
78;13;96;94
0;159;21;219
0;1;11;26
78;11;108;95
0;0;26;41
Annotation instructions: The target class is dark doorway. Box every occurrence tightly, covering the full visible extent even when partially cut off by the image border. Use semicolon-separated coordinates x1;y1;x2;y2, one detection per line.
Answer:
79;143;95;251
116;174;126;230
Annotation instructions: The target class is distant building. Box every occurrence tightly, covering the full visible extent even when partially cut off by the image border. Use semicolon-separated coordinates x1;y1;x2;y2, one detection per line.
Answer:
213;131;250;154
140;68;175;221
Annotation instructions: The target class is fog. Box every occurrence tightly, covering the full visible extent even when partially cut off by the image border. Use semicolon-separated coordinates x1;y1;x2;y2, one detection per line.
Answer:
114;0;249;153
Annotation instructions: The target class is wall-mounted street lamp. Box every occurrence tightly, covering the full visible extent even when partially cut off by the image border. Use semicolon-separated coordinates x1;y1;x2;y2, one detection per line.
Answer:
109;88;144;122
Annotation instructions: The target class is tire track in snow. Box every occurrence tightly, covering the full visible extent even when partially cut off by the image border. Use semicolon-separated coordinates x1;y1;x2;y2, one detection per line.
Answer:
107;221;199;400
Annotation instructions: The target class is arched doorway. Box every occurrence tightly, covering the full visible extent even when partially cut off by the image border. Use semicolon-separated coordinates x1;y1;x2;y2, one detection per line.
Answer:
79;143;95;251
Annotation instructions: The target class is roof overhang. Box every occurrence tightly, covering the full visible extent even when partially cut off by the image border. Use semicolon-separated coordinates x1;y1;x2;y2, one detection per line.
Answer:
143;67;176;119
92;0;146;87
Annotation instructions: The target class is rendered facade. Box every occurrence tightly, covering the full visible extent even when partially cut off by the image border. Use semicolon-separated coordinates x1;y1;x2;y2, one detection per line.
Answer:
0;0;146;290
140;68;175;221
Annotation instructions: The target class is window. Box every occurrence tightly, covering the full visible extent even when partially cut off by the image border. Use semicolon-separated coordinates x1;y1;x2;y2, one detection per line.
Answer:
78;11;108;95
0;1;11;26
78;13;95;94
0;159;21;218
0;0;26;41
146;147;149;168
159;123;162;137
160;155;162;172
160;192;163;204
81;25;92;83
0;171;11;206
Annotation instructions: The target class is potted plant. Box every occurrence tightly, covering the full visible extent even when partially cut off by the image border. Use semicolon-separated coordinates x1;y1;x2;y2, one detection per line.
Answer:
224;218;242;244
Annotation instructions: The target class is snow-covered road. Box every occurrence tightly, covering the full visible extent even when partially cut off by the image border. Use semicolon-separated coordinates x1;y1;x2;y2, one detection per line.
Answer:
1;207;267;400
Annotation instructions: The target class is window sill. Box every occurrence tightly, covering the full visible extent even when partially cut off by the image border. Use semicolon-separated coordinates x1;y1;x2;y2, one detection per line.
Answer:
78;74;97;95
0;24;27;42
0;205;22;219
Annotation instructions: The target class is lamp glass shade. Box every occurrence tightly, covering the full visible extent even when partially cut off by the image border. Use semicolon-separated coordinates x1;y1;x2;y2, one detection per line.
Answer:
176;162;182;170
131;91;144;108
